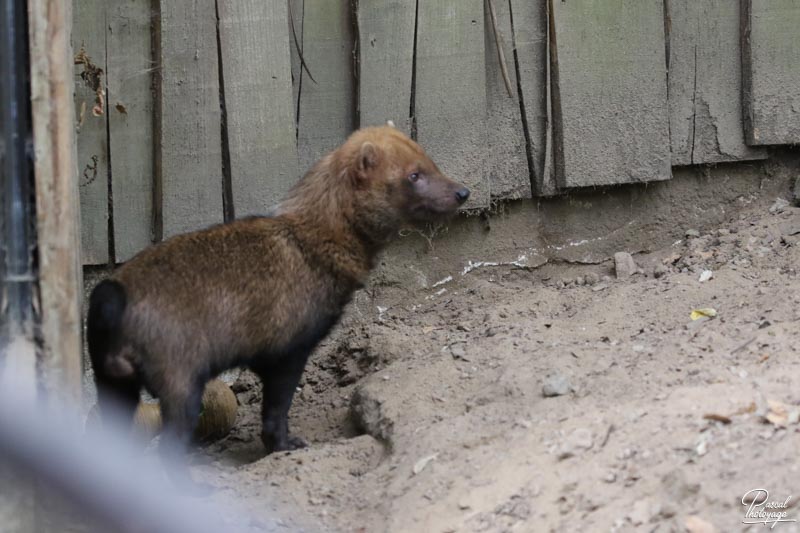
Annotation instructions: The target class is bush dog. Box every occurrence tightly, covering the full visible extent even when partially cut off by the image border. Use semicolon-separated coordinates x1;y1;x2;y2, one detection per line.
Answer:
87;125;470;487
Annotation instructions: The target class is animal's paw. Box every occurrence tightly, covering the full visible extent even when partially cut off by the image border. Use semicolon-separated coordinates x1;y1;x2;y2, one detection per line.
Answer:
286;435;309;450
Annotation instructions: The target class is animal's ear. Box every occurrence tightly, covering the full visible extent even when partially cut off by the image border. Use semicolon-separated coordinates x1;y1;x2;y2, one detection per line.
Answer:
358;141;380;174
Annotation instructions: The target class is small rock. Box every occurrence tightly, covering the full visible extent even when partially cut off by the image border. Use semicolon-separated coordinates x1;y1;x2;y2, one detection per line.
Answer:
685;229;701;238
627;499;653;526
769;197;790;214
685;515;717;533
698;270;713;283
653;264;667;278
542;374;572;397
412;454;438;475
449;343;469;361
575;276;585;286
614;252;638;279
603;471;617;483
584;272;600;285
557;428;593;459
592;283;609;292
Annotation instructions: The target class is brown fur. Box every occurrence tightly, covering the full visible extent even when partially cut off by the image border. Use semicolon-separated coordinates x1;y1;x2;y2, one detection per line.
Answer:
88;126;469;487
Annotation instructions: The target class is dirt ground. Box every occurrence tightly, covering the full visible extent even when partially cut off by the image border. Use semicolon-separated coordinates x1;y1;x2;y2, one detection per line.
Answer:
164;191;800;532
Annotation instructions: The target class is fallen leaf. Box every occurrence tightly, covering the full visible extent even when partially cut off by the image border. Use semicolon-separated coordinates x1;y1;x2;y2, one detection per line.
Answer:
690;308;717;320
734;402;756;415
763;399;800;427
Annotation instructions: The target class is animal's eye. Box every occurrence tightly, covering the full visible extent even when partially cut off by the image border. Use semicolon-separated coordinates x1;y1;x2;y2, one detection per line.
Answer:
408;172;420;183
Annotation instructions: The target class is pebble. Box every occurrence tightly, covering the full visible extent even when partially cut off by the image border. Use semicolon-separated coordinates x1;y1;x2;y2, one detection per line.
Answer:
698;270;713;283
557;428;593;459
449;343;468;361
769;197;790;214
584;272;600;285
685;229;700;238
653;264;667;278
542;374;572;397
614;252;638;279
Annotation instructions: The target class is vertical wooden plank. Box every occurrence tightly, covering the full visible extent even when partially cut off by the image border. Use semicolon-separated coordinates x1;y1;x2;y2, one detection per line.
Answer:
668;0;767;165
218;0;299;217
295;0;355;170
357;0;415;133
416;0;489;208
106;0;154;261
159;0;223;238
30;0;83;402
484;0;531;200
551;0;671;188
742;0;800;145
72;0;108;264
510;0;555;196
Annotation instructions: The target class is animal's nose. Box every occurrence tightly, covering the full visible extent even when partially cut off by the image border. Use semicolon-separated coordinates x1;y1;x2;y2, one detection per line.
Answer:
455;187;470;204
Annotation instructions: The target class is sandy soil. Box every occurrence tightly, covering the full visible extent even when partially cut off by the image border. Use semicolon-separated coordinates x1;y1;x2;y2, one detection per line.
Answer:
168;193;800;533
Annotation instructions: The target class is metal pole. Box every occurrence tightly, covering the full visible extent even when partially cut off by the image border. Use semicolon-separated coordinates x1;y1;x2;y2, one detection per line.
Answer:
0;0;37;352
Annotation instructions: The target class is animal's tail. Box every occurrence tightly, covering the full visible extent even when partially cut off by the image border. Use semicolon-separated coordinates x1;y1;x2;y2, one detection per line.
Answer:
87;279;127;364
87;280;139;424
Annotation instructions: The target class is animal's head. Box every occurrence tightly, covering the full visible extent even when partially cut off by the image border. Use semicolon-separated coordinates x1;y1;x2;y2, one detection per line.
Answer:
338;125;470;231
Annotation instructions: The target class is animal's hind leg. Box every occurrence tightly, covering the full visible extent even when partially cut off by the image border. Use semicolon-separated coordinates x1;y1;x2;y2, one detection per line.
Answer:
94;373;141;430
252;352;311;454
156;377;210;494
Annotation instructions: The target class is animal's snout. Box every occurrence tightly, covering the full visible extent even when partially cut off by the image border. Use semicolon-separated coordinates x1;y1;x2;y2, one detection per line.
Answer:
455;187;471;204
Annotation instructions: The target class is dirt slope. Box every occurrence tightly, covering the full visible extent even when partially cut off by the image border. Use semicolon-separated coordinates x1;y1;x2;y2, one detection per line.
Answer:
194;197;800;533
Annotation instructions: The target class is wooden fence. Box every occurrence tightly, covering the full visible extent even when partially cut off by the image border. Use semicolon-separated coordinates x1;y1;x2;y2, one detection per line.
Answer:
71;0;800;265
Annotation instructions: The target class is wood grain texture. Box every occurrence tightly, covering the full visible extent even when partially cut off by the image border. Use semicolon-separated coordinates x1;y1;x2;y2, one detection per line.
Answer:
218;0;299;216
416;0;489;208
72;0;108;264
485;0;530;199
741;0;800;145
668;0;766;165
551;0;671;188
107;0;154;261
159;0;223;238
30;0;83;402
357;0;415;132
509;0;555;196
294;0;355;170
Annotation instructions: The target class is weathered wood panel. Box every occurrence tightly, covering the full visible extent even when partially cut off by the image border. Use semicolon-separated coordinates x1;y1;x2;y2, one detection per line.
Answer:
551;0;671;188
218;0;299;216
357;0;415;133
741;0;800;145
72;0;108;264
509;0;555;196
484;0;530;200
295;0;355;170
159;0;223;238
416;0;489;208
107;0;154;261
668;0;766;165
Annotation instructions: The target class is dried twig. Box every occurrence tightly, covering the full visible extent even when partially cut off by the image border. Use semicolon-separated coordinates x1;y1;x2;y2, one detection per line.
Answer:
486;0;514;98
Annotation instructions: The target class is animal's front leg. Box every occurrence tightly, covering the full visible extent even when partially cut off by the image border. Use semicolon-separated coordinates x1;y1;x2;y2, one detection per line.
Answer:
254;352;311;454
